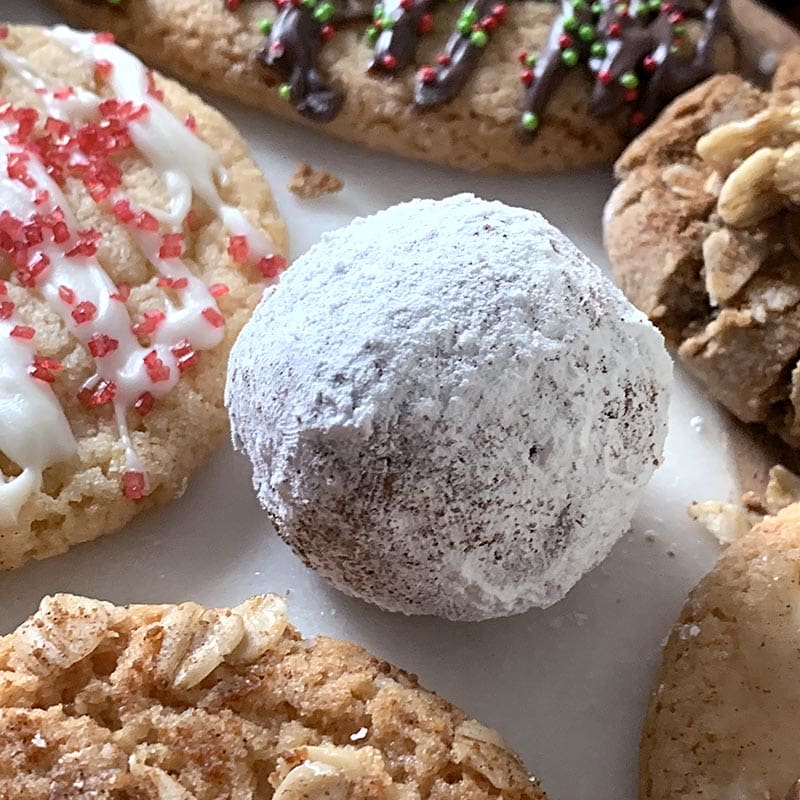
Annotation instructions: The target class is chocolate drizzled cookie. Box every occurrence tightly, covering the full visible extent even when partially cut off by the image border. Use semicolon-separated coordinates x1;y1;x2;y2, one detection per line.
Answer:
256;0;734;135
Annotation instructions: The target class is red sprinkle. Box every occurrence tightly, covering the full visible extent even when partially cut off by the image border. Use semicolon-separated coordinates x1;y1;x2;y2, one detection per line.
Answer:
113;199;136;224
146;71;164;102
136;210;159;232
558;33;573;49
184;114;197;132
134;391;155;417
94;32;116;43
58;285;76;304
382;54;398;70
630;110;646;127
437;54;452;66
418;13;434;33
122;470;146;500
29;355;63;383
255;254;287;280
320;24;336;41
72;301;98;325
110;282;131;302
88;333;120;358
94;59;113;81
209;283;229;298
608;21;622;36
598;69;613;85
0;301;14;320
186;210;201;231
144;350;171;383
0;25;8;40
419;66;436;84
159;232;184;259
643;54;658;73
171;339;198;373
492;3;508;20
202;307;225;328
10;325;34;340
227;235;250;265
132;309;166;337
520;68;534;86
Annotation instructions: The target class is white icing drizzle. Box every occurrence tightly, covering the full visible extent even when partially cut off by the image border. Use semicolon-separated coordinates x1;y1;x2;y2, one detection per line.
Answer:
49;26;274;259
0;27;279;519
0;295;77;526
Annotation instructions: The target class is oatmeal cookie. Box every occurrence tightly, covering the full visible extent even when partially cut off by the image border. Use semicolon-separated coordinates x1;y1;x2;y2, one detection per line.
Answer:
0;24;287;569
0;593;545;799
604;47;800;447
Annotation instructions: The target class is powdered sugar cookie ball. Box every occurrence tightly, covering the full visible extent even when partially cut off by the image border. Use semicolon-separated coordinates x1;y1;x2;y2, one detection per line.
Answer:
227;194;671;621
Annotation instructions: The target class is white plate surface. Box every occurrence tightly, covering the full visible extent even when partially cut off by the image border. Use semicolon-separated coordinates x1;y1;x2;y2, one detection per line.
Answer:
0;4;738;797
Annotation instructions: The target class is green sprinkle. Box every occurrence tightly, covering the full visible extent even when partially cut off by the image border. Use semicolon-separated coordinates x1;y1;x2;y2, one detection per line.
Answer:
635;3;649;15
257;17;273;33
619;70;639;88
561;47;579;66
562;14;578;31
460;8;478;24
570;0;587;9
591;1;603;12
648;0;661;8
521;111;539;131
670;43;681;55
578;23;595;41
525;52;538;67
590;40;606;57
672;23;686;36
366;25;379;41
470;29;489;46
457;18;472;34
381;14;394;27
302;0;316;8
614;3;627;13
373;4;384;18
313;1;335;21
278;83;292;101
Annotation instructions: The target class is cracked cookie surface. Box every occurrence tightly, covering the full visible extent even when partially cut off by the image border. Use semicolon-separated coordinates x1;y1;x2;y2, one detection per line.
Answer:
0;593;544;800
640;503;800;800
604;49;800;447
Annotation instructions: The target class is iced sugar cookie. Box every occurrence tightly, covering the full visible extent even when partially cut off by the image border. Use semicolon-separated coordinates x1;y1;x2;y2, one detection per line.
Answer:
46;0;756;172
227;195;671;621
0;24;287;569
0;593;546;799
641;503;800;800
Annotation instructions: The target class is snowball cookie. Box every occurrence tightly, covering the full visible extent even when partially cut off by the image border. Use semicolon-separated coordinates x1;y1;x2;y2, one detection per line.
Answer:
226;194;672;621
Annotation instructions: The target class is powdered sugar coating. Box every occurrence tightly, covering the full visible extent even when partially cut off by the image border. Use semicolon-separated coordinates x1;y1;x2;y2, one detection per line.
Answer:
226;194;672;621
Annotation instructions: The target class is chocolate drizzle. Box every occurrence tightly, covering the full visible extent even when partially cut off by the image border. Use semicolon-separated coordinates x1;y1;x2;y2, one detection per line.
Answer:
519;0;732;137
258;0;371;121
370;0;442;74
244;0;734;139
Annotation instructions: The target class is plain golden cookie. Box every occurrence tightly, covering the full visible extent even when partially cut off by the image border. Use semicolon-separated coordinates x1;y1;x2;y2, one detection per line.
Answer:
44;0;762;172
0;24;287;570
640;503;800;800
605;48;800;448
0;593;545;799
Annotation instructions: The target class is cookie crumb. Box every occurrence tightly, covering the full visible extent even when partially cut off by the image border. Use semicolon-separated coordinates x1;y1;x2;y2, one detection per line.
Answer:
288;163;343;199
688;501;756;545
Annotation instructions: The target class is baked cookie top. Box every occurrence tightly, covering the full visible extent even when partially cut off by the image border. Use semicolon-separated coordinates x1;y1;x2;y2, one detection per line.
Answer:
640;503;800;800
0;593;545;799
604;48;800;447
0;24;287;570
48;0;744;171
